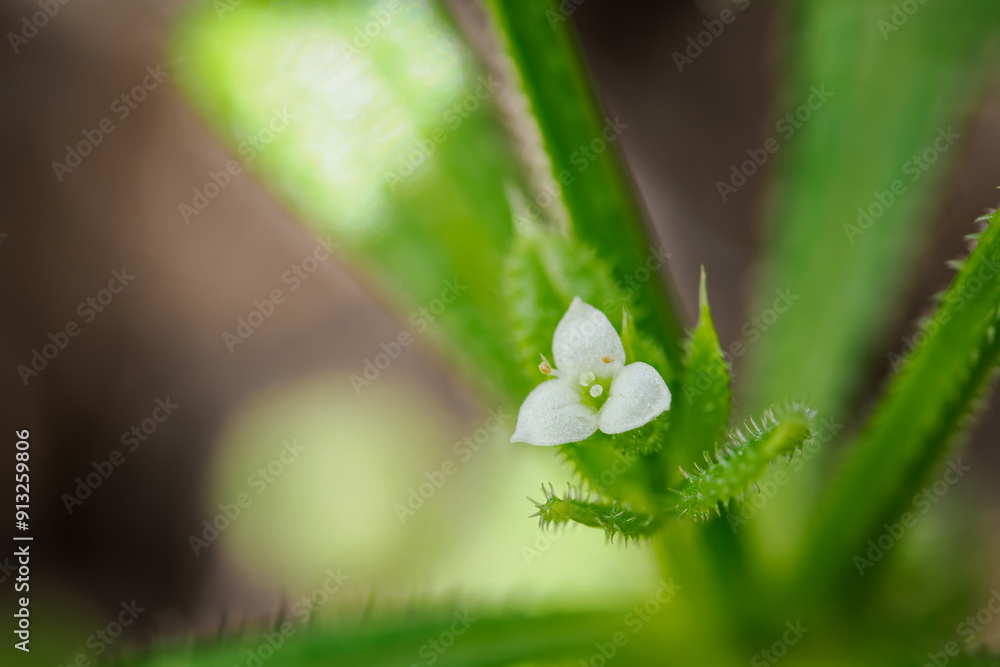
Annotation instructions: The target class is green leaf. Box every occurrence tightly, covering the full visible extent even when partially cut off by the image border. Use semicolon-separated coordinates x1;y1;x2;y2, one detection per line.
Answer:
748;0;1000;415
120;610;624;667
671;404;816;522
735;2;1000;590
533;484;659;542
172;0;530;402
666;267;732;483
486;0;684;377
801;210;1000;594
744;0;1000;419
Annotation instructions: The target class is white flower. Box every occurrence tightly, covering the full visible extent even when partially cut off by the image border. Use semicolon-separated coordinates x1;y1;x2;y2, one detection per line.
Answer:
509;297;671;446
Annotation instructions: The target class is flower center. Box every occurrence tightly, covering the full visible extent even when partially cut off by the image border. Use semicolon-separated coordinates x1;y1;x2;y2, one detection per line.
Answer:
578;371;611;411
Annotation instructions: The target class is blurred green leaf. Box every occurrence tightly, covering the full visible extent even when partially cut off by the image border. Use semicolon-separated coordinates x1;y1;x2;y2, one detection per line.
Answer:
173;0;687;407
173;0;527;400
801;210;1000;597
745;0;1000;417
121;610;625;667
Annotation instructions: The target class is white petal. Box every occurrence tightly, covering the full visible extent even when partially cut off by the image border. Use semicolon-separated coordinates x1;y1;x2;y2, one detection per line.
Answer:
509;379;599;446
552;297;625;379
597;362;671;435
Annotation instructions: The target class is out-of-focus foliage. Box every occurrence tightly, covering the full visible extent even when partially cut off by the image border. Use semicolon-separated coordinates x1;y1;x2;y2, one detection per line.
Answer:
122;611;627;667
739;0;1000;614
174;0;525;401
801;210;1000;599
128;0;1000;666
746;0;1000;418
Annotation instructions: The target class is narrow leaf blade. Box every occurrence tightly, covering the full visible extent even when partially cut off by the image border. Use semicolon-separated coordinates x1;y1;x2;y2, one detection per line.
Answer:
802;210;1000;593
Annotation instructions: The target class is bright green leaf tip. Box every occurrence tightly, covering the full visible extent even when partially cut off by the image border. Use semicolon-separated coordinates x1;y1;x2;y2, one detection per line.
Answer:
664;266;732;482
698;264;709;316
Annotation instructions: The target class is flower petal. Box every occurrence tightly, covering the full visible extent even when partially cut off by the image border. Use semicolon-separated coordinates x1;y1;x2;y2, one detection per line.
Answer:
597;362;671;435
509;379;599;446
552;297;625;379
